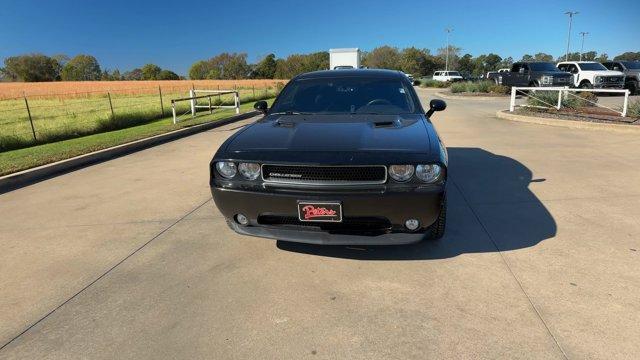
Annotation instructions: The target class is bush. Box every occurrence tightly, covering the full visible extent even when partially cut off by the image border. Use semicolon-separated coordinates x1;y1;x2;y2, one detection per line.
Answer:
418;79;450;88
526;90;598;109
449;81;502;94
628;100;640;118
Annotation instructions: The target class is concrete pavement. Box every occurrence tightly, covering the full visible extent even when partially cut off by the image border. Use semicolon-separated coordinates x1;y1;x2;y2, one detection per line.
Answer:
0;88;638;359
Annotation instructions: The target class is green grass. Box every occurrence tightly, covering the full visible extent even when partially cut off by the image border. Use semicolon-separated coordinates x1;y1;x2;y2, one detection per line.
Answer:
0;88;277;152
0;99;274;176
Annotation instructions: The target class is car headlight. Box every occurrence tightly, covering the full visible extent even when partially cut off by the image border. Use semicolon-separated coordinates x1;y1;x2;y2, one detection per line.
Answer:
541;75;552;84
388;165;414;182
595;76;603;83
215;161;237;179
416;164;442;183
238;162;261;180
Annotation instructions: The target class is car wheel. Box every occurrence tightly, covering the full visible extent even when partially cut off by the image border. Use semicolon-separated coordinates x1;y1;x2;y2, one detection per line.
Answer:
628;81;638;95
426;197;447;241
579;81;593;89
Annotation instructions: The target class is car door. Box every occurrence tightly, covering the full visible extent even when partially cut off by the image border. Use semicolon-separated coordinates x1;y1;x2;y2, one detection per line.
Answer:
568;64;580;86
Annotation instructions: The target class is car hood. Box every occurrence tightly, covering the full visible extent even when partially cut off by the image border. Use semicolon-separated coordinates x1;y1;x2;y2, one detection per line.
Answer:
583;70;625;77
225;114;431;154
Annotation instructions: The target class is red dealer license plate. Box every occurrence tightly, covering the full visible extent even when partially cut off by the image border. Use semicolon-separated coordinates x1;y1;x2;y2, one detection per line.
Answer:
297;201;342;222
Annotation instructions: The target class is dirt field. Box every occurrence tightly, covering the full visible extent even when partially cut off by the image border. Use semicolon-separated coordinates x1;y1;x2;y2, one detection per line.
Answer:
0;79;287;100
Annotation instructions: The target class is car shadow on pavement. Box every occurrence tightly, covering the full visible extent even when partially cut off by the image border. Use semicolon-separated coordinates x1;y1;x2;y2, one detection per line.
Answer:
276;147;557;260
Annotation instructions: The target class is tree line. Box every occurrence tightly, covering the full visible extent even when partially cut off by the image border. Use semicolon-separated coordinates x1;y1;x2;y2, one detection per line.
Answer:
0;54;181;82
2;48;639;82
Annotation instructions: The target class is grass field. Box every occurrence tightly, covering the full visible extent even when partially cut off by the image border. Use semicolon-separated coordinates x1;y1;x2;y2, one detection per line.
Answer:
0;79;287;100
0;99;274;176
0;81;284;151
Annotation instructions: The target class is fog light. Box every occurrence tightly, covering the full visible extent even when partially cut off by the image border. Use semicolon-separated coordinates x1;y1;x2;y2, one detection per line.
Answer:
236;214;249;226
405;219;420;231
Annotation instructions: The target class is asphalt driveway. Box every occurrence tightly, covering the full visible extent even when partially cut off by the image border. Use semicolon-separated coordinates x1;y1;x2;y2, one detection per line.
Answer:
0;88;638;359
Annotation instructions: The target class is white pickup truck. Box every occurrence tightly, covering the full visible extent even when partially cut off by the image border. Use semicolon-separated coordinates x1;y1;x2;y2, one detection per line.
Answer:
556;61;625;89
432;71;463;82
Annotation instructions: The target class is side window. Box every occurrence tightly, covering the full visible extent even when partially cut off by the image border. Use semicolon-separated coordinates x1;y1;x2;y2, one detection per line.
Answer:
602;63;612;70
521;64;529;72
613;63;623;71
558;64;566;71
512;64;521;73
569;64;579;73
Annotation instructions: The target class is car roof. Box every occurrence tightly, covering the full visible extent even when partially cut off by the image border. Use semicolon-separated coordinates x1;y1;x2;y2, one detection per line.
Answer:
295;69;406;80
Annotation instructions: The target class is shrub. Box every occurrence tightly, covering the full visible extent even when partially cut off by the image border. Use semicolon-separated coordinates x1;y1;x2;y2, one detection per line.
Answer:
526;90;598;109
450;82;467;93
488;84;510;94
449;81;499;94
628;100;640;118
418;79;450;88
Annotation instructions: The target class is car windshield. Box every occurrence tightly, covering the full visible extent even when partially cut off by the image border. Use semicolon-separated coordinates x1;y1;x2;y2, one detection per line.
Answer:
621;61;640;69
529;63;560;71
269;77;417;115
578;62;607;71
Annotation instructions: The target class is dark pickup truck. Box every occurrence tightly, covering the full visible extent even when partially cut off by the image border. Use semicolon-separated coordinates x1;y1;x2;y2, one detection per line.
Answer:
497;62;573;87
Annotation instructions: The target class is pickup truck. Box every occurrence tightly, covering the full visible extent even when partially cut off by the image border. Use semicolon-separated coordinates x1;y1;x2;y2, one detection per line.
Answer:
497;62;572;87
486;68;510;83
556;61;625;89
601;61;640;94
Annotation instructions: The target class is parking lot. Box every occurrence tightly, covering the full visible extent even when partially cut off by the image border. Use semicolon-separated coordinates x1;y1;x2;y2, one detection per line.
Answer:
1;88;639;359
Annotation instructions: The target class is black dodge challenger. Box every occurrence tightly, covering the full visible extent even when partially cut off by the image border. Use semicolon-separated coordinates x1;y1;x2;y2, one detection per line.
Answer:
210;69;448;245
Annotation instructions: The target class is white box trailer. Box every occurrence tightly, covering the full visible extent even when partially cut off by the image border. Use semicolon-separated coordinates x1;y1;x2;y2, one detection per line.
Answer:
329;48;361;70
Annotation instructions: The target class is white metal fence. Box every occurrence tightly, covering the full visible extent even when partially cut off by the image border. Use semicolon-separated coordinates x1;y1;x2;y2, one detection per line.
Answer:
509;86;631;117
170;90;240;124
509;86;629;117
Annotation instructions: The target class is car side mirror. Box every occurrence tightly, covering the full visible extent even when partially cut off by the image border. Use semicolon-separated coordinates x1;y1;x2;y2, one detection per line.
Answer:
426;99;446;118
254;100;268;114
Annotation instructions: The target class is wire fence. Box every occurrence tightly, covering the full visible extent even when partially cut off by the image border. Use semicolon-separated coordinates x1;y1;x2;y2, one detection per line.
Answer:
0;82;284;152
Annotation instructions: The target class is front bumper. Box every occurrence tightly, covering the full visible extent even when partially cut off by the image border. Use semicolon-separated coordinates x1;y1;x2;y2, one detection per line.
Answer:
211;184;445;245
593;83;625;89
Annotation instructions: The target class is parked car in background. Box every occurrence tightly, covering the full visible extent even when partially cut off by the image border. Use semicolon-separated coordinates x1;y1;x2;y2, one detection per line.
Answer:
601;61;640;94
403;73;415;85
557;61;625;89
432;71;463;82
486;68;510;83
496;62;572;87
210;69;449;245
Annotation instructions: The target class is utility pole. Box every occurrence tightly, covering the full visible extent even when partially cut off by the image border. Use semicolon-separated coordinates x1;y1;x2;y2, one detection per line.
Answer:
564;11;579;61
445;28;453;71
579;31;589;61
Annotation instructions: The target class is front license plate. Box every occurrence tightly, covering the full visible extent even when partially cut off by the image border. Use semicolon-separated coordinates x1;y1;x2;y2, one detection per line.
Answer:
297;201;342;222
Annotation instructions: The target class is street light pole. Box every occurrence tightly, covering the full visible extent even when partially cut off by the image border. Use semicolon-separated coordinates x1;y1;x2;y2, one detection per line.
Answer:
579;31;589;61
445;28;453;71
564;11;579;61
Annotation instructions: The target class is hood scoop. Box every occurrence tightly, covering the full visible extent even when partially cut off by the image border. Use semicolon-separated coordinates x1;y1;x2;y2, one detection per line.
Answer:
274;119;296;128
373;119;401;128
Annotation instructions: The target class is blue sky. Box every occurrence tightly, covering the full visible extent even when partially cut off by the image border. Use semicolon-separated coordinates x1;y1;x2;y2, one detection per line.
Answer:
1;0;638;75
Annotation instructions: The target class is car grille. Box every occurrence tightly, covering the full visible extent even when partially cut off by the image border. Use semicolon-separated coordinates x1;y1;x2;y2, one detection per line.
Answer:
257;215;391;233
261;165;387;185
604;76;623;83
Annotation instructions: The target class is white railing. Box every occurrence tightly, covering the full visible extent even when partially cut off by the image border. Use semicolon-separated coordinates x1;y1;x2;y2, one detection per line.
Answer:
509;87;631;117
170;90;240;124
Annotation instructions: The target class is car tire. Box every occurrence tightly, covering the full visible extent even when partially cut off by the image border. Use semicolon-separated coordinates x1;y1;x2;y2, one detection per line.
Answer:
628;81;638;95
426;197;447;241
579;81;593;89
